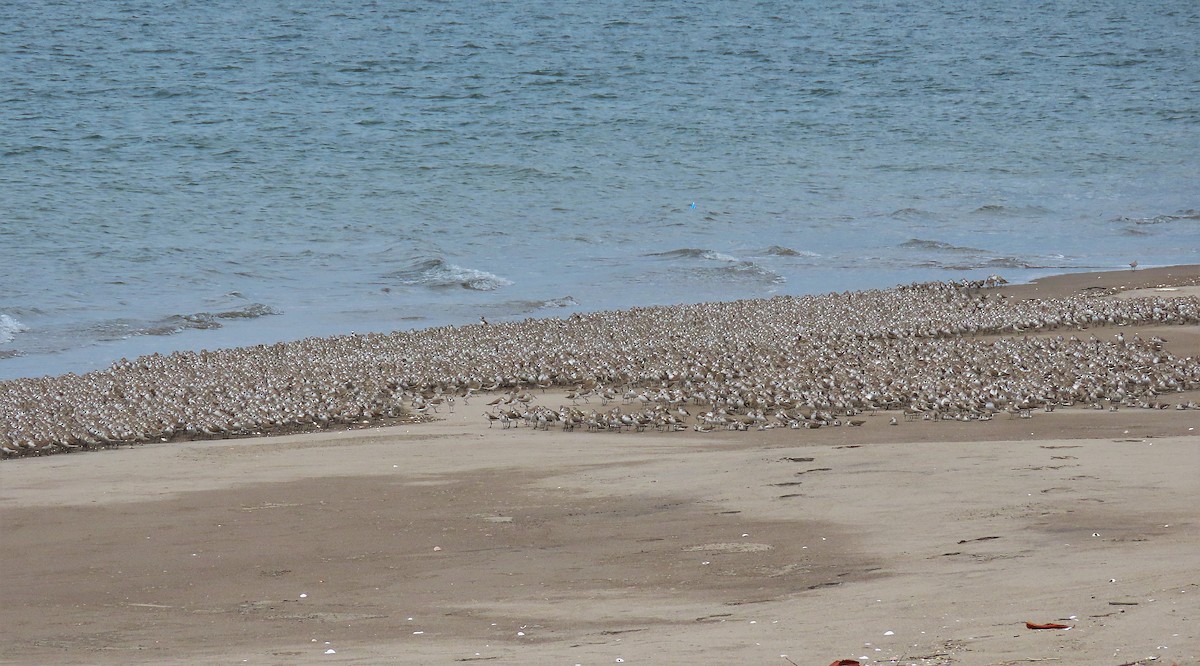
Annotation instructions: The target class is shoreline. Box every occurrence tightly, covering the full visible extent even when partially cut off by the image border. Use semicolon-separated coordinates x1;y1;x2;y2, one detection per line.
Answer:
1001;263;1200;298
3;262;1198;384
3;264;1200;458
1;266;1198;664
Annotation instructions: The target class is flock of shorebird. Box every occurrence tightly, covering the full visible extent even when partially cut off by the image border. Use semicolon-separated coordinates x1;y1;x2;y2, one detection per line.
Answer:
2;279;1199;457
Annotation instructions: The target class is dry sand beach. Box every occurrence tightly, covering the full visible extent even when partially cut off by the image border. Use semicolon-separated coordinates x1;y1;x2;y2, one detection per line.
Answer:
2;267;1199;665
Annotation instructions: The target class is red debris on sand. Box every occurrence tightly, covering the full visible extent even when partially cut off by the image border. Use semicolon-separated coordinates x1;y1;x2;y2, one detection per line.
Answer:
829;661;862;666
1025;621;1071;629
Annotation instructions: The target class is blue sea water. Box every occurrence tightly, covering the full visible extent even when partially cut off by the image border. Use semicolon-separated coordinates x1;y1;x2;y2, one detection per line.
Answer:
1;0;1198;380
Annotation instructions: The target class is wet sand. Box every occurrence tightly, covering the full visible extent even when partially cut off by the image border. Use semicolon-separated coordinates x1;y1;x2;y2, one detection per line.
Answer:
2;266;1198;665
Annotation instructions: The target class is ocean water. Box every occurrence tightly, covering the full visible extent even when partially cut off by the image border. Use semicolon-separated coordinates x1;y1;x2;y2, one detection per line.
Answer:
2;0;1197;380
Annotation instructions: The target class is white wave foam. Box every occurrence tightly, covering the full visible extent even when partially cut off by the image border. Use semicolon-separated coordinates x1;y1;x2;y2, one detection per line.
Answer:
704;261;787;285
452;266;513;291
0;314;29;344
387;258;513;291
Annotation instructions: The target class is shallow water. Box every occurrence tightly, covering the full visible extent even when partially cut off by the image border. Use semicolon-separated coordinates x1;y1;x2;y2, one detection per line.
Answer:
2;0;1198;379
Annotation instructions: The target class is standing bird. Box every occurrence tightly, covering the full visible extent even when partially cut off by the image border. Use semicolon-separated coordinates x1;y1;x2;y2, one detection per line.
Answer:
1129;260;1138;270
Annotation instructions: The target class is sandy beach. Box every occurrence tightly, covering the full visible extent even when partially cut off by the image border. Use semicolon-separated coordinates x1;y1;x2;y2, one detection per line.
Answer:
2;267;1198;665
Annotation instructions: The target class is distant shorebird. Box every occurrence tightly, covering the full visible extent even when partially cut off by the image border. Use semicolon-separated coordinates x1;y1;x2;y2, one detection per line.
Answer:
1130;260;1139;270
4;275;1200;457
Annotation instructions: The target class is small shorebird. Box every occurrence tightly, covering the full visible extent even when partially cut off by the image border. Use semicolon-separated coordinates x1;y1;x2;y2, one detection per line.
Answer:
1129;260;1138;270
7;275;1200;458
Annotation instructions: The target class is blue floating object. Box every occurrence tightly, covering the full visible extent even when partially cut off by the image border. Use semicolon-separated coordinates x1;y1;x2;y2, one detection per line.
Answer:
690;201;696;209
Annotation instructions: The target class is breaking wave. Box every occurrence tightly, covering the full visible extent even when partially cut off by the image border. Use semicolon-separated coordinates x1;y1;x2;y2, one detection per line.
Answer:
900;238;989;253
699;261;787;285
92;304;282;340
646;247;786;285
385;258;513;291
147;304;282;336
211;303;280;319
1116;209;1200;226
0;314;28;344
751;245;821;258
646;248;738;262
889;207;941;221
